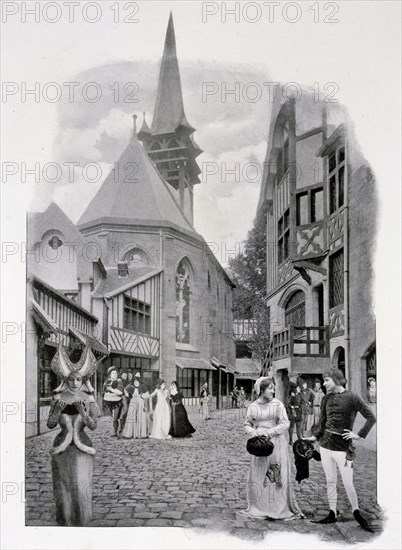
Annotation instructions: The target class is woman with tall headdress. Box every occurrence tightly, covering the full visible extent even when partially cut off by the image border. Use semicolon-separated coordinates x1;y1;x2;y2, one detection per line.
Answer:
46;342;99;526
169;381;195;438
122;373;150;439
237;377;303;521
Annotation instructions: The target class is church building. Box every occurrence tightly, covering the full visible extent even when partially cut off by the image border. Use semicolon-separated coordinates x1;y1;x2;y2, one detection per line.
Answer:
26;14;236;436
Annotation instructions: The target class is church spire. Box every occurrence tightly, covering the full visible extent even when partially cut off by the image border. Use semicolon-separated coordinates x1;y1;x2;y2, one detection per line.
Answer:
151;12;194;135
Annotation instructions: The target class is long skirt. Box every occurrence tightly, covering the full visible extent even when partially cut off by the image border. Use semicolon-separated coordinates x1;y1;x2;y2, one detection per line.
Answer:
246;432;302;519
170;403;195;437
150;398;171;439
200;399;211;420
51;444;94;526
122;395;148;439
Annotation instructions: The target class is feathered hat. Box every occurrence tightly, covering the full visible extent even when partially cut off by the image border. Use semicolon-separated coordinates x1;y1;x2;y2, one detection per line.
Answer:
51;342;98;379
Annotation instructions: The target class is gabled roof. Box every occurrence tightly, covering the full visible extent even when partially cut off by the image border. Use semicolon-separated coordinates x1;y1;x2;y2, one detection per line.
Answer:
28;202;84;247
77;131;195;232
151;13;194;136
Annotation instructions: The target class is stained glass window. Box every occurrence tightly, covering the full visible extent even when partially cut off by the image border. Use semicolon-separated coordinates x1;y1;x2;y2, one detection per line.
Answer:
176;259;191;343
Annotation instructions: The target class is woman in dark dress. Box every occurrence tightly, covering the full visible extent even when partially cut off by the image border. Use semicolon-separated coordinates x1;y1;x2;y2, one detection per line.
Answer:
169;381;195;437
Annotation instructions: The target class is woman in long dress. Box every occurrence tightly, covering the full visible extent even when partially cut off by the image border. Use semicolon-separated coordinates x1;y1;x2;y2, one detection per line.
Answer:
149;379;171;439
122;375;150;439
199;383;211;421
238;377;303;520
47;343;99;526
169;381;195;438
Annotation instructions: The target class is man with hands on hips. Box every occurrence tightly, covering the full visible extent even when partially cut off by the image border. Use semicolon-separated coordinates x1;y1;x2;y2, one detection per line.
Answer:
304;368;376;532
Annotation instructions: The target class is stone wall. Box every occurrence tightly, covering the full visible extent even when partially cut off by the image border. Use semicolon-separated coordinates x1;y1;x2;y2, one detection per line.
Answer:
348;164;377;397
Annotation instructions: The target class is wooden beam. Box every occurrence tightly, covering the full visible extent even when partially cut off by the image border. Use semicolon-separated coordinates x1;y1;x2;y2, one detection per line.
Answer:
293;260;327;275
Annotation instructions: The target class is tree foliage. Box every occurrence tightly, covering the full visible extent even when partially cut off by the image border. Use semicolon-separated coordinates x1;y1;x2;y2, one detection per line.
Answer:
227;210;270;364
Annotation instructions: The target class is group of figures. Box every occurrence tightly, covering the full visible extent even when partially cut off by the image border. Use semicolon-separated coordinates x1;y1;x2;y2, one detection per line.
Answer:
238;369;376;533
44;342;376;533
286;378;325;444
230;386;247;408
103;367;196;440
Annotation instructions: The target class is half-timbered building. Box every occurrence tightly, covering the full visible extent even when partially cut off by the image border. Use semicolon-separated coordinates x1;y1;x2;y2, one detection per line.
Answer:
258;91;377;403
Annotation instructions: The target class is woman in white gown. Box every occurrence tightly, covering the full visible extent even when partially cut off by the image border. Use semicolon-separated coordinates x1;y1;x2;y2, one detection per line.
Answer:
238;377;303;520
149;379;171;439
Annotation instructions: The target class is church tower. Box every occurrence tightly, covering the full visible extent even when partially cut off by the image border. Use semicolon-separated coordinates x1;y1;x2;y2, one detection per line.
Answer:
138;13;202;224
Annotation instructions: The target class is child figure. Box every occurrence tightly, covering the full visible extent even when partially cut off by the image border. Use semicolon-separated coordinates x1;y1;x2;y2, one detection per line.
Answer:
149;379;171;439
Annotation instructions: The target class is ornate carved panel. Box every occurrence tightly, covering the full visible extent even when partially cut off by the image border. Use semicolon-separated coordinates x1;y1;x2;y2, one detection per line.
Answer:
329;307;345;337
278;259;295;284
328;209;345;244
296;224;324;258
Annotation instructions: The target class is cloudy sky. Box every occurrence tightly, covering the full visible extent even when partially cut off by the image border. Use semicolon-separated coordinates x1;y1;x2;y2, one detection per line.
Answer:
3;1;400;257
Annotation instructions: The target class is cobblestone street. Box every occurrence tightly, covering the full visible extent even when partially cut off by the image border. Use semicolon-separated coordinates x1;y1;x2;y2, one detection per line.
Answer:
26;407;383;543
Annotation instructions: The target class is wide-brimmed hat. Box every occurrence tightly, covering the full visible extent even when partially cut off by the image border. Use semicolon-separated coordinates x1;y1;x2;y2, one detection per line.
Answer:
293;439;315;460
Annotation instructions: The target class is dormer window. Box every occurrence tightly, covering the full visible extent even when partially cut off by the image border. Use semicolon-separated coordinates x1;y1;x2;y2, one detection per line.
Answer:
117;262;129;277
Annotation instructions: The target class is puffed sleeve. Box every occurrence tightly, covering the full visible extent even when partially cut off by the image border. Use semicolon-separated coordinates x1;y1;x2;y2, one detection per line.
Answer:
244;403;258;436
47;397;62;429
83;397;99;431
266;401;290;436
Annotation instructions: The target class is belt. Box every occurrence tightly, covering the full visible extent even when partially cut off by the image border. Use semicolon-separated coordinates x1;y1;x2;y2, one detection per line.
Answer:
314;405;320;407
325;429;344;436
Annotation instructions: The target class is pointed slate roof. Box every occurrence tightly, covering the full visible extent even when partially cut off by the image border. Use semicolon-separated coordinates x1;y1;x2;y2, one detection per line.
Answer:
77;130;195;232
151;13;194;135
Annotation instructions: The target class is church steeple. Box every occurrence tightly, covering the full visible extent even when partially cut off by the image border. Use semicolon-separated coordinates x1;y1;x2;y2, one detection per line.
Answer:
139;13;202;224
151;12;194;136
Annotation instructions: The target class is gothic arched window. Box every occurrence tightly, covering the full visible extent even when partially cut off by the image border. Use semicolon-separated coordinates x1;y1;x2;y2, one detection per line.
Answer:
150;140;161;151
176;258;191;344
167;138;179;148
285;290;305;336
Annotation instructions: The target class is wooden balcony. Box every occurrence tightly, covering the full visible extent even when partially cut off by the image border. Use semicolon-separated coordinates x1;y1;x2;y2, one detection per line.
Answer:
273;325;329;360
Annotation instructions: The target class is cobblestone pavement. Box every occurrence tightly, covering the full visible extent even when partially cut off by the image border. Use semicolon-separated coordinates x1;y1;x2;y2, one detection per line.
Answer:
26;407;384;543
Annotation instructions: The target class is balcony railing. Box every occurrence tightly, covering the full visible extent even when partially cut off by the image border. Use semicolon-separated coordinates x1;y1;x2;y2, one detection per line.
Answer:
273;325;329;360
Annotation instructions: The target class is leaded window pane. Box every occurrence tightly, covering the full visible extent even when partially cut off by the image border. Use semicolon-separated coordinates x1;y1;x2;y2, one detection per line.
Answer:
329;250;344;307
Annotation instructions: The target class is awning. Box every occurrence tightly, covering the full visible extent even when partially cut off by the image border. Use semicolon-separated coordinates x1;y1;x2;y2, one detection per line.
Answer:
69;327;109;355
176;358;216;371
234;358;261;380
235;373;260;381
211;356;228;371
31;299;58;335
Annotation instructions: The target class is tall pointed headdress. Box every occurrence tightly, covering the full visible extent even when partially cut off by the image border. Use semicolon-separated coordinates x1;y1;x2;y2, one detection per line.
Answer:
51;342;98;379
